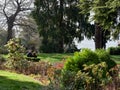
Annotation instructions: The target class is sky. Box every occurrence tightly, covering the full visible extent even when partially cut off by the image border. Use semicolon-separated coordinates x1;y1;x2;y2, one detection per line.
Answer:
75;38;118;50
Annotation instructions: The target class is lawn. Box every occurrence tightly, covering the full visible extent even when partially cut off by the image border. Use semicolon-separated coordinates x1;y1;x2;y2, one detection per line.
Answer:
2;53;73;63
2;53;120;64
37;53;73;63
0;70;41;90
111;55;120;64
38;53;120;64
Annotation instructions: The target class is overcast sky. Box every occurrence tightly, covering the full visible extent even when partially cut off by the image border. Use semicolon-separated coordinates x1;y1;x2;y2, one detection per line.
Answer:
75;38;118;50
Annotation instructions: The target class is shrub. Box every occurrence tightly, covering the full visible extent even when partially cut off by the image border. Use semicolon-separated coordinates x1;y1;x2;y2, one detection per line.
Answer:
46;66;62;90
74;62;112;90
107;46;120;55
62;49;117;90
95;49;116;70
64;49;116;72
27;61;51;75
64;49;99;72
5;60;52;75
4;38;26;70
61;70;77;89
62;62;112;90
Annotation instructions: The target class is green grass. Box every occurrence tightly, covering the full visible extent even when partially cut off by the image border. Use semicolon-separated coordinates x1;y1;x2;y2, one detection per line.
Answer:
111;55;120;64
2;53;120;64
0;70;41;90
37;53;73;63
2;53;73;63
37;53;120;64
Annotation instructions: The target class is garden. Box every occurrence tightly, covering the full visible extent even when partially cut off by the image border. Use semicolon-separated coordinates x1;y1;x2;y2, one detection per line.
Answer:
0;0;120;90
0;38;120;90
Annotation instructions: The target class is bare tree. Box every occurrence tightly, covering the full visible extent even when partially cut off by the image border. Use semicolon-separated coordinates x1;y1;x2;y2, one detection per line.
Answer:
0;0;34;42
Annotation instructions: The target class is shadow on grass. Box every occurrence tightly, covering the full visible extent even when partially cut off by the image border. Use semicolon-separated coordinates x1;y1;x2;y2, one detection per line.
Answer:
0;76;41;90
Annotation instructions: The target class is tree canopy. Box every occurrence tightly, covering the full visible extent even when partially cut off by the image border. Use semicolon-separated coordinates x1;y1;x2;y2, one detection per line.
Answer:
79;0;120;38
79;0;120;49
32;0;94;53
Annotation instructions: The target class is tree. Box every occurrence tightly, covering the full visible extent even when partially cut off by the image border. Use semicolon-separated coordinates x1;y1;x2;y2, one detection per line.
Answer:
18;17;41;51
0;0;33;42
32;0;94;53
79;0;120;49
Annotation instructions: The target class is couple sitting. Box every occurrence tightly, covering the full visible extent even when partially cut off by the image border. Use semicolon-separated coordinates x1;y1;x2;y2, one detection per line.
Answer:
27;50;37;58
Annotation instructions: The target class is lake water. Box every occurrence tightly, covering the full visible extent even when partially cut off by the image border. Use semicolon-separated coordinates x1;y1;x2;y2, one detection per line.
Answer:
75;38;118;50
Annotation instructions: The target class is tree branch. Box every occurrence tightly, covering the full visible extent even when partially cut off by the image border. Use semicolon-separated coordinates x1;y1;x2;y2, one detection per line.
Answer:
3;0;8;19
14;23;36;30
20;8;33;11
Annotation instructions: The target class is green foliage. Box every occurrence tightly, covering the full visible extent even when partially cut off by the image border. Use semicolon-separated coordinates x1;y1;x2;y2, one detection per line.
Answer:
79;49;99;64
107;46;120;55
73;71;91;90
96;49;110;61
64;49;116;72
62;62;112;90
64;49;99;72
62;49;117;89
45;66;62;90
76;62;111;90
32;0;94;53
96;49;117;70
4;38;27;70
79;0;120;39
61;70;77;89
40;38;61;53
5;38;25;54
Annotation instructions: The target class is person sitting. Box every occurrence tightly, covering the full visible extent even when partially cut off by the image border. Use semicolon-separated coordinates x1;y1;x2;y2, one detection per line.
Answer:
32;51;37;58
26;50;40;62
27;50;33;57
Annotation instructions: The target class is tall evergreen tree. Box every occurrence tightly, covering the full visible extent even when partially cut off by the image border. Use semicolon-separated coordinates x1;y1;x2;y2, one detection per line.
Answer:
32;0;94;53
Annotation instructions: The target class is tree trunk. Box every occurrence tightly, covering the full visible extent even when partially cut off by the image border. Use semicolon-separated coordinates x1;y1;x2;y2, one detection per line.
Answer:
95;23;103;49
7;24;13;42
6;15;15;42
58;0;64;53
58;37;64;53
